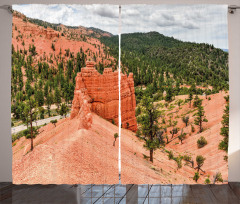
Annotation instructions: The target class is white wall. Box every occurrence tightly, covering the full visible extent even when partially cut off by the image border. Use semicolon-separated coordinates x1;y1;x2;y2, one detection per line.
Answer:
0;0;240;182
228;7;240;182
0;7;13;182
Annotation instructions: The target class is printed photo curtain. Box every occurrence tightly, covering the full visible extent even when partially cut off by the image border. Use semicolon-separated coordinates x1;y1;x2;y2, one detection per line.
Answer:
11;4;229;185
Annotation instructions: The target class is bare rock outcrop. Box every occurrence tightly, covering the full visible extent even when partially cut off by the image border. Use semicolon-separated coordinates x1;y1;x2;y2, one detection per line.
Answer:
70;61;137;131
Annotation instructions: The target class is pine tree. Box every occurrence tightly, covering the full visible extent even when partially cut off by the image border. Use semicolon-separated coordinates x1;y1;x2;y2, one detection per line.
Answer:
195;155;206;173
168;118;178;139
46;94;53;117
177;99;183;109
25;80;32;99
44;81;49;99
170;127;178;139
193;95;201;108
59;103;68;118
152;78;158;93
51;43;55;51
165;85;173;102
178;129;186;144
67;60;73;80
137;96;161;162
54;87;61;109
219;96;229;152
39;106;45;119
175;81;180;96
113;133;118;146
188;92;193;108
194;103;208;133
36;90;44;106
23;97;38;151
182;116;189;127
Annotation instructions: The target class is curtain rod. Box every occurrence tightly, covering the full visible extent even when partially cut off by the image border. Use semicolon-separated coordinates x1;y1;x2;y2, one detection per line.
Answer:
0;5;13;14
0;4;239;14
229;5;240;14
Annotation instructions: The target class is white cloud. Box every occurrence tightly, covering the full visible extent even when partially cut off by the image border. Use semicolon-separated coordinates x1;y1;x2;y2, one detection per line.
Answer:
13;4;119;34
12;4;228;49
121;4;228;49
85;5;118;18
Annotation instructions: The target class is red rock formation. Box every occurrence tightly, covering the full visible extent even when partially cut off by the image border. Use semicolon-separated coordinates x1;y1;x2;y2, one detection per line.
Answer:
70;61;137;131
22;24;59;39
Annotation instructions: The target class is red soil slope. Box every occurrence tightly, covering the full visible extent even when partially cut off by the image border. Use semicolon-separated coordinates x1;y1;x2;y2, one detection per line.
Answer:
12;92;228;184
12;11;115;68
12;114;119;184
122;92;228;184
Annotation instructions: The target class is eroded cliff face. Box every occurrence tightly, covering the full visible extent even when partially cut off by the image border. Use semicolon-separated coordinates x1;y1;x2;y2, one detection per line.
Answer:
70;61;137;131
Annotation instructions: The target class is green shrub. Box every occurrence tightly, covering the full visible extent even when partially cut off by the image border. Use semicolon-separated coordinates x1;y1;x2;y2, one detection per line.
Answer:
162;118;166;124
112;119;115;125
174;156;183;169
196;155;206;172
39;107;45;119
191;125;195;133
224;155;228;161
50;119;58;127
135;106;141;116
219;139;228;152
51;43;55;51
197;136;207;148
25;127;38;139
164;102;168;108
205;177;211;184
113;133;119;146
153;92;162;101
114;133;119;140
183;155;191;162
136;129;141;137
215;172;223;183
183;155;194;167
12;133;21;143
12;127;38;142
167;150;174;160
193;172;200;182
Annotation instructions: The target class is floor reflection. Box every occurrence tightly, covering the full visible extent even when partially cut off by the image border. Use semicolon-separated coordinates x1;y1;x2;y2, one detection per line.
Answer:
1;183;240;203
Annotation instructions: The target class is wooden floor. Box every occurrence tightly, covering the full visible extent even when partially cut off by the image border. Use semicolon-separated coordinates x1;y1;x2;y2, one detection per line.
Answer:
1;183;240;203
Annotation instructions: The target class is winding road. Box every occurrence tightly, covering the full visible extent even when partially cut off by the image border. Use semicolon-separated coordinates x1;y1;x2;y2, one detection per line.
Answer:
11;114;70;134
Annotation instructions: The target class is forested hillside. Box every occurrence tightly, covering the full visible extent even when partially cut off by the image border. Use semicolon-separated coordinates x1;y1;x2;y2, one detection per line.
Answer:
11;11;116;126
27;16;113;38
101;32;229;183
101;32;229;99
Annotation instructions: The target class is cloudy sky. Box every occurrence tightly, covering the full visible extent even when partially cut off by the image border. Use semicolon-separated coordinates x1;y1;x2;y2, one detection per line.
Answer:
13;4;228;49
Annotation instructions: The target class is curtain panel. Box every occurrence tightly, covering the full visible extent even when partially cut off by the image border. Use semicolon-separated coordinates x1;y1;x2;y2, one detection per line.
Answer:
11;4;229;185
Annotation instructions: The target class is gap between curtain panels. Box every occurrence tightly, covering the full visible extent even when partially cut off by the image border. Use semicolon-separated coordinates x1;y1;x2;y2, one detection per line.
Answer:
118;5;122;184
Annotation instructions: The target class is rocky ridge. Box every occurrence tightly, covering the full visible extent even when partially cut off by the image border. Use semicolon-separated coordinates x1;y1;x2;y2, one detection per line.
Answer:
70;61;137;131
